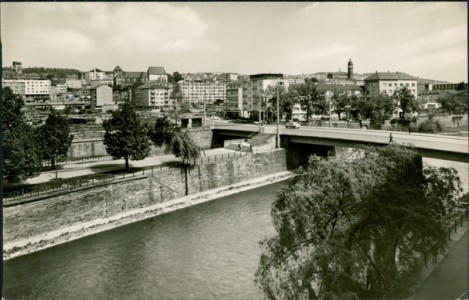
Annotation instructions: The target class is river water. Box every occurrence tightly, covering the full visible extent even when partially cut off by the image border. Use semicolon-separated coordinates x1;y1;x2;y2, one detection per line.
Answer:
3;159;467;300
3;182;283;300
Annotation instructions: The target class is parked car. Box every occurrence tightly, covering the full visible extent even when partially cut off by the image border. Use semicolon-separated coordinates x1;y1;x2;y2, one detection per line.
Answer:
285;121;301;129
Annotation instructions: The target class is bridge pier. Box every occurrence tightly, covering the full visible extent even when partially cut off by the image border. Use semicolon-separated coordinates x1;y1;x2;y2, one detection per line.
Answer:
282;136;335;170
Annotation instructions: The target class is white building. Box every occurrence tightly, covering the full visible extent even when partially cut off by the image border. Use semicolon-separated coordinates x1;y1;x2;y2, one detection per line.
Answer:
90;85;113;109
226;81;243;117
364;72;418;118
180;79;226;105
147;67;168;83
3;79;51;102
134;82;171;111
241;74;288;119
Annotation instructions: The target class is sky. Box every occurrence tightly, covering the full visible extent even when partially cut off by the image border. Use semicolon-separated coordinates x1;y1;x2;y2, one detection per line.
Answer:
1;2;467;82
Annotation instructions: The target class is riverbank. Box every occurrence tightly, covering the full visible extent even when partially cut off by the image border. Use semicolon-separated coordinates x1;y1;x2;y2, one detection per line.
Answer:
3;171;294;261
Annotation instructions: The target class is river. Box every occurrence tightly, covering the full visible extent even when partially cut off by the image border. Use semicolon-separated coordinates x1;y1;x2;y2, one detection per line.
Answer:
3;182;283;300
3;159;467;300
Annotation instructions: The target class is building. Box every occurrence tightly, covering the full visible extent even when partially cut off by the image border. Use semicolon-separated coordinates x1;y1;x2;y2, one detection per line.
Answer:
364;72;418;98
13;61;22;74
2;80;26;96
90;85;113;109
241;73;287;119
147;66;168;83
66;79;82;90
180;79;226;105
3;79;51;102
134;82;171;111
225;81;243;117
364;72;418;118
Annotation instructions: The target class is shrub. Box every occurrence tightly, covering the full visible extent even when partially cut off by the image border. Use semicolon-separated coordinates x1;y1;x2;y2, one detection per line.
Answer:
418;118;444;133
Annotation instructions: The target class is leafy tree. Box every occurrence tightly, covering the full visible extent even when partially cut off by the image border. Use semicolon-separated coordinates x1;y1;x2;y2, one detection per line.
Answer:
103;103;151;169
356;93;395;129
149;116;201;195
2;87;42;183
394;87;420;116
173;71;183;83
437;92;467;115
292;83;326;122
256;144;461;299
36;109;74;178
265;84;296;121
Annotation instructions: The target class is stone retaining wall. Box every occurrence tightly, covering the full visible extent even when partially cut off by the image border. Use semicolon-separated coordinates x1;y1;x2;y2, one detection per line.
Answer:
4;150;286;246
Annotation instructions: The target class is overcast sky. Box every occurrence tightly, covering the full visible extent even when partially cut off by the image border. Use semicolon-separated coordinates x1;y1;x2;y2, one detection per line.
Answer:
1;2;467;82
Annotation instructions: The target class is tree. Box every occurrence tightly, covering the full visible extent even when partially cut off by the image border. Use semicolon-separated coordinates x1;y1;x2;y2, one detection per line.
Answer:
255;144;461;299
36;109;74;178
394;87;420;116
265;84;296;122
103;103;151;169
356;93;395;129
292;83;326;122
437;92;467;115
173;71;183;83
2;88;42;183
149;116;201;195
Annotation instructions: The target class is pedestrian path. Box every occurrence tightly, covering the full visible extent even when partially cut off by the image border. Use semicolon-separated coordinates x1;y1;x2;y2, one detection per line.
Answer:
26;148;236;185
411;221;468;299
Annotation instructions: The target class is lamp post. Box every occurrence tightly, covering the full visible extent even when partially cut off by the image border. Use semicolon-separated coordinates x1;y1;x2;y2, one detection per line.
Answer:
203;93;206;127
258;94;262;132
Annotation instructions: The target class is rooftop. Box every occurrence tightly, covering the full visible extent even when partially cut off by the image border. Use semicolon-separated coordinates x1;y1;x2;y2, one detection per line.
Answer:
364;72;417;81
148;66;167;75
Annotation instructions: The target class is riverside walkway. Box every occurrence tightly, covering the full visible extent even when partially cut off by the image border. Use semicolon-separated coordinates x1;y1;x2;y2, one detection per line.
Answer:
25;148;237;185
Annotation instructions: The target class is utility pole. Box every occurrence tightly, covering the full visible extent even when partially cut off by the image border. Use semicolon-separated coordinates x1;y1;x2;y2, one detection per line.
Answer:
258;93;262;132
328;90;332;127
203;94;206;127
276;78;280;148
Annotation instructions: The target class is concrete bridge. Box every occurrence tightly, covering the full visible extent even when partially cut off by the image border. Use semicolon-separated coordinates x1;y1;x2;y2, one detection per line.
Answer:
212;124;468;164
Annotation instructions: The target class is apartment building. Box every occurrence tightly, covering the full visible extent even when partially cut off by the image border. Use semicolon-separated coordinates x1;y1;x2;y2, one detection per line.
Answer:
180;79;226;105
134;82;171;111
225;81;243;117
3;79;51;102
241;74;288;119
90;85;113;109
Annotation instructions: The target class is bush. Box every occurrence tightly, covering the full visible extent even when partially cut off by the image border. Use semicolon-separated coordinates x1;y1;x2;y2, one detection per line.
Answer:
418;118;444;133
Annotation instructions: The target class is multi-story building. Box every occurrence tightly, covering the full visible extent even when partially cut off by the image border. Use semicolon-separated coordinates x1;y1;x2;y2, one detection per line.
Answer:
2;80;26;96
364;72;418;118
225;81;243;117
134;82;171;111
241;73;287;119
84;68;106;81
4;79;51;102
364;72;418;98
66;79;82;90
90;85;113;109
180;79;226;105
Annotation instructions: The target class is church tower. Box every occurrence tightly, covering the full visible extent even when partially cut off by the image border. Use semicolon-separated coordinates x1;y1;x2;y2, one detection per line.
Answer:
347;58;353;79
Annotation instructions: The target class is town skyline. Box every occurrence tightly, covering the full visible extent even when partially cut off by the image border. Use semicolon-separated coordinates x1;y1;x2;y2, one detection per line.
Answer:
2;2;467;83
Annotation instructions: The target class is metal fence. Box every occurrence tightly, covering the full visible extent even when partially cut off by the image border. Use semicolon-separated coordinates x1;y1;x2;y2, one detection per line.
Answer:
422;208;468;266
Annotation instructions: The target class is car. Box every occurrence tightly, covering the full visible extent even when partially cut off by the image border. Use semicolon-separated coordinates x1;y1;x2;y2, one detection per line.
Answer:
285;121;301;129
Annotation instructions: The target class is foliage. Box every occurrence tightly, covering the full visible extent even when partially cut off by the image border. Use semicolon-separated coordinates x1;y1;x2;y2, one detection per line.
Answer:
356;93;395;129
331;91;359;121
255;144;461;299
149;116;174;147
437;92;467;115
394;87;420;116
173;71;183;83
2;87;42;183
292;83;326;121
20;67;80;78
265;84;297;121
35;109;74;169
417;115;444;133
103;103;151;169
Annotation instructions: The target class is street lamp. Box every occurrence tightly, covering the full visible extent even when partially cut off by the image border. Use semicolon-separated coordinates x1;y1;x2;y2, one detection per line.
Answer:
258;94;262;132
203;93;207;127
328;90;332;127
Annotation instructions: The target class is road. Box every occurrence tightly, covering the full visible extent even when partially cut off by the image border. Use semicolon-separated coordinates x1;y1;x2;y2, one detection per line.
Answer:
413;230;468;300
214;124;469;162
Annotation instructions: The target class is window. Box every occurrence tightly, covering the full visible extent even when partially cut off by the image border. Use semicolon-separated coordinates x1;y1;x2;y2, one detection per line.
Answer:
412;83;416;87
388;83;392;87
400;83;403;87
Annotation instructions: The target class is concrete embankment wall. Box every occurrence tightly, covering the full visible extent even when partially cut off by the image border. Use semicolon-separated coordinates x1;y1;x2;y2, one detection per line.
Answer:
4;150;286;247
